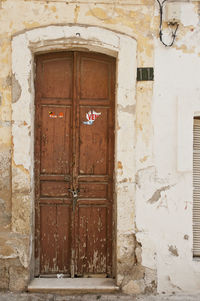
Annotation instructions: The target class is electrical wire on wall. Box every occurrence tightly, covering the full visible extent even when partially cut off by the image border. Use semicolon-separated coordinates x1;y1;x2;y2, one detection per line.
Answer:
156;0;179;47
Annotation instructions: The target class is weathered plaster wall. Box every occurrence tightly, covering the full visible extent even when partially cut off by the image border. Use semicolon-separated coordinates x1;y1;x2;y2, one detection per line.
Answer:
136;1;200;295
0;0;200;295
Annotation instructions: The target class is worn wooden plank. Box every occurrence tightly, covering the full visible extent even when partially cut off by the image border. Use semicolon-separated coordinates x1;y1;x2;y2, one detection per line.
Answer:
57;205;71;273
40;205;57;274
76;206;107;275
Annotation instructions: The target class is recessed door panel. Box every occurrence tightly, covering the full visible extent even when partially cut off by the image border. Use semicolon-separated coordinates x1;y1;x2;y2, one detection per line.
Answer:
79;107;108;175
76;206;108;275
40;106;71;175
80;58;109;100
40;205;71;274
41;57;73;99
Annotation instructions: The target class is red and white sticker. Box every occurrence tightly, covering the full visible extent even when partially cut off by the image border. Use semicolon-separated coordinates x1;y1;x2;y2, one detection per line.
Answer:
83;110;101;125
49;112;64;118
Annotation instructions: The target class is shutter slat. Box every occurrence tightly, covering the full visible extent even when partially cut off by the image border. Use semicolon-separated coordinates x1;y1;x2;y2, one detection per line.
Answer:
193;118;200;256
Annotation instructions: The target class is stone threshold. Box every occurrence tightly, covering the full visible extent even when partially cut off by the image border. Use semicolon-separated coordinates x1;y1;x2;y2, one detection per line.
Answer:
28;278;119;294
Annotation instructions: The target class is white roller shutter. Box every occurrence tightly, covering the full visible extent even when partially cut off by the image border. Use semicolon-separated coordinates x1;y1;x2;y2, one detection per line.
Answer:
193;118;200;256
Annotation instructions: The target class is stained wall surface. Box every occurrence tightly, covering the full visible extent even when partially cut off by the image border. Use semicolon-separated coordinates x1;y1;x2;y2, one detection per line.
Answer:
0;0;200;294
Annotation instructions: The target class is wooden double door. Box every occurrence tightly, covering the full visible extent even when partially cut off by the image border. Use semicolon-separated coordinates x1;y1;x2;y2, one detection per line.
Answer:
35;51;115;277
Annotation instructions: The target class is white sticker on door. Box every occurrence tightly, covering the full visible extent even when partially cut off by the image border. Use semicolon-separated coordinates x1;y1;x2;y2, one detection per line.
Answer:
83;110;101;125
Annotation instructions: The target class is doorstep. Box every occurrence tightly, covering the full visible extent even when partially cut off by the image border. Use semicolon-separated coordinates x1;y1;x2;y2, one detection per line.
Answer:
28;278;119;294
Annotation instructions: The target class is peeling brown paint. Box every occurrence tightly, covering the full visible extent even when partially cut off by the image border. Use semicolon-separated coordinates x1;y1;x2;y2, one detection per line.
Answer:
12;74;21;103
168;245;179;257
117;161;123;169
147;185;170;204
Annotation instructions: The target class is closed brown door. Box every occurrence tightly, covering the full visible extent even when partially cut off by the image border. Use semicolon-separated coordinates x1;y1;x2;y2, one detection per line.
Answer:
35;51;115;277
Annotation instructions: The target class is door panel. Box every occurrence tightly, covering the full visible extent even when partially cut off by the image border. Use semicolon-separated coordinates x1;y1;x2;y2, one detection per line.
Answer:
76;206;108;275
56;205;71;272
80;58;109;100
41;57;73;99
40;205;71;274
35;51;115;277
40;205;57;274
79;107;108;175
79;183;108;198
40;105;71;175
40;181;70;198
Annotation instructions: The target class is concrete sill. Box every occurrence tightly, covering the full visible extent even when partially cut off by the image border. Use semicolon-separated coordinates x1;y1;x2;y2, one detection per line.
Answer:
28;278;119;294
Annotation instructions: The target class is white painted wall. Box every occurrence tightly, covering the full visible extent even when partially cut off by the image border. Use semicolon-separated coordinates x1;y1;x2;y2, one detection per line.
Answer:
136;2;200;294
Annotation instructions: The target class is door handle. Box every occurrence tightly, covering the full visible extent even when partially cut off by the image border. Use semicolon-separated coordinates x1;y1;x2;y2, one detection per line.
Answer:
68;189;79;212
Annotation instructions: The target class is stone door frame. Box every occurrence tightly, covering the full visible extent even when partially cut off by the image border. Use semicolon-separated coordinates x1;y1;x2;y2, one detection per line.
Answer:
11;25;137;285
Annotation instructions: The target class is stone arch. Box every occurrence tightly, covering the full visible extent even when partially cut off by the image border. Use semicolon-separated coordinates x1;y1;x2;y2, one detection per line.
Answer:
11;25;137;286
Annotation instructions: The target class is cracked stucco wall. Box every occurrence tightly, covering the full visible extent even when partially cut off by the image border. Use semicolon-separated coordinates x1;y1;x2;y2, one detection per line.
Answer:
0;0;200;294
135;2;200;294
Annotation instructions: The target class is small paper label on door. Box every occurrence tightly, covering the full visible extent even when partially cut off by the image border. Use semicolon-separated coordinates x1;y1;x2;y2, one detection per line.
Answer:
49;111;64;118
83;110;101;125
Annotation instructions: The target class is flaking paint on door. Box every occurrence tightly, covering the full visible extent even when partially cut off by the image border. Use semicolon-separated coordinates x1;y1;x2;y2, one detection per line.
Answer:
35;51;115;277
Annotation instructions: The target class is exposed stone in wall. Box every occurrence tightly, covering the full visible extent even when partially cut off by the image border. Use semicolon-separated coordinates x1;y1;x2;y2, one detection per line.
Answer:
0;232;30;268
0;258;28;292
0;151;11;232
0;232;30;291
0;259;9;290
120;235;157;295
9;262;28;292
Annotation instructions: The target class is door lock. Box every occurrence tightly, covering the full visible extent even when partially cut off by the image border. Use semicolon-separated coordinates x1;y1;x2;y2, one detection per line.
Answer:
68;189;79;212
